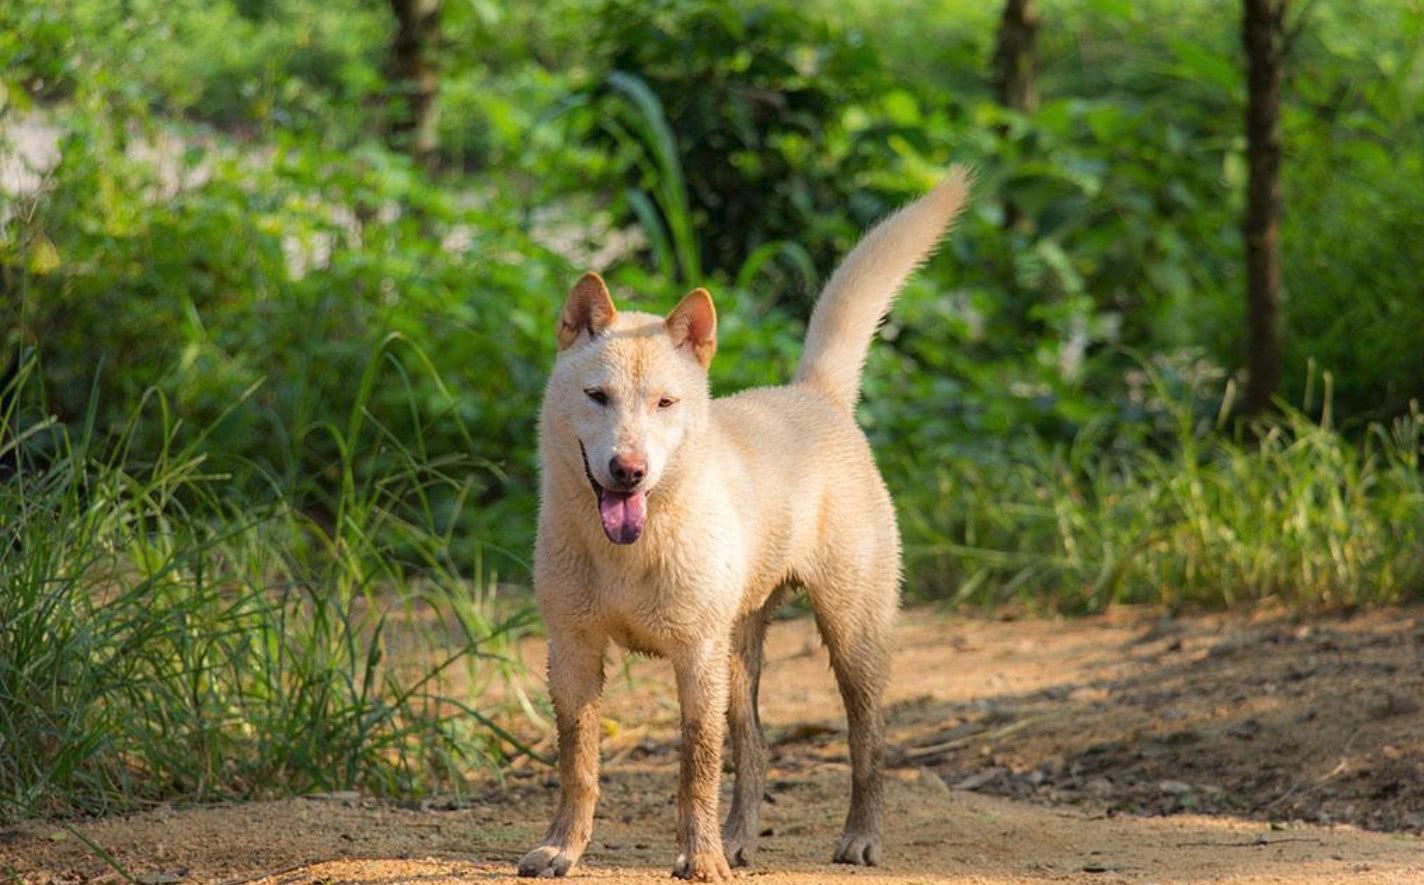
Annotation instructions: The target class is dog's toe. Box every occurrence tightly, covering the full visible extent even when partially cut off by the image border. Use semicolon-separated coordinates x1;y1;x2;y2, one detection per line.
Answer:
832;831;882;866
723;840;752;868
517;845;576;878
672;849;733;881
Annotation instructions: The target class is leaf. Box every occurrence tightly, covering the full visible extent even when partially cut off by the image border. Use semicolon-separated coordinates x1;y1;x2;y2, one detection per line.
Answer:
28;234;61;275
1169;38;1240;91
1088;0;1134;21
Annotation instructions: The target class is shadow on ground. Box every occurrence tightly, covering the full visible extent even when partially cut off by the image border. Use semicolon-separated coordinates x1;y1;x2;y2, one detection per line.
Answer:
5;607;1424;883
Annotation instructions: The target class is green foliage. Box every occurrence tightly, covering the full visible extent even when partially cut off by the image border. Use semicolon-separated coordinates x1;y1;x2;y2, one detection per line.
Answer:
573;0;907;283
0;356;535;821
0;0;390;135
5;93;572;575
896;369;1424;611
3;0;1423;628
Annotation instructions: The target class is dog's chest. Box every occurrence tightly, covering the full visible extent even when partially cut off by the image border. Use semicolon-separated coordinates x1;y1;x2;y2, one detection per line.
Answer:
588;574;681;656
583;557;728;656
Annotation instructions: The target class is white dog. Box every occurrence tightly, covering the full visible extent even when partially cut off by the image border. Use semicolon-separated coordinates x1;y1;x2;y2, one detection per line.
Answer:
519;169;971;880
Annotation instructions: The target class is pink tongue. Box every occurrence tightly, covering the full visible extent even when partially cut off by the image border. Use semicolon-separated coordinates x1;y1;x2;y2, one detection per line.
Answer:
598;489;647;544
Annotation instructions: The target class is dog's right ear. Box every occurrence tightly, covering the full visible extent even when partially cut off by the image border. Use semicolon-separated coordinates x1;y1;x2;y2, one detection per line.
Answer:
558;272;617;350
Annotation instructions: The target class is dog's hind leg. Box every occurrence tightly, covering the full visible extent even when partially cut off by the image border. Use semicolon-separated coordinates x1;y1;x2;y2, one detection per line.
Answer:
808;567;897;866
722;591;784;866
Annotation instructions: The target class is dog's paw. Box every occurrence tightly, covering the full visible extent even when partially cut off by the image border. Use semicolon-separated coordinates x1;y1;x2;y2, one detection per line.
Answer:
517;845;577;878
721;820;756;867
721;837;754;869
831;830;882;866
672;849;733;881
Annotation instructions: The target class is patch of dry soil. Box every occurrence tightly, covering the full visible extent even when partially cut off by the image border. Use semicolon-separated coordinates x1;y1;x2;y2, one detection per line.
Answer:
6;607;1424;883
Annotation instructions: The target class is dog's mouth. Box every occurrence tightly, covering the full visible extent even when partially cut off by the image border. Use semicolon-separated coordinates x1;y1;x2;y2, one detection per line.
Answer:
579;442;647;545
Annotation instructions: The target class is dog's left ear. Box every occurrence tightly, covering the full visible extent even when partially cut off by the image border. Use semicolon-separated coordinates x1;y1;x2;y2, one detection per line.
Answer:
665;288;717;369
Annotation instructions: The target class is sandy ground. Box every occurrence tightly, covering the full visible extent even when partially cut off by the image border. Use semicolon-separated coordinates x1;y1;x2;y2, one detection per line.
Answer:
5;607;1424;884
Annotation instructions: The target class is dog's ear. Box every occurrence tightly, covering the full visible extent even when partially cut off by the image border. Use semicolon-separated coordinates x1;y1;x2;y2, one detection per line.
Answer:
558;272;618;350
665;288;717;369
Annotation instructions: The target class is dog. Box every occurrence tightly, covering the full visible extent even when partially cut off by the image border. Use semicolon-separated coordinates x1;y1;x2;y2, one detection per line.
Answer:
518;168;970;880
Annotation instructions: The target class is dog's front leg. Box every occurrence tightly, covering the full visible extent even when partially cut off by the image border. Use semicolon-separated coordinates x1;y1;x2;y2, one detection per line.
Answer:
670;641;733;882
518;633;605;878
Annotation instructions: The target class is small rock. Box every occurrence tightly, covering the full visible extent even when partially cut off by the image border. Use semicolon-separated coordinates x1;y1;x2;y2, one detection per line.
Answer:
1368;692;1421;719
1070;687;1110;704
1085;777;1114;797
1227;718;1263;740
954;767;1007;791
918;768;951;796
1159;780;1193;795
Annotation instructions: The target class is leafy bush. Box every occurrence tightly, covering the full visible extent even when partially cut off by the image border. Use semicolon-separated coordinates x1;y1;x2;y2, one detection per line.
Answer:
4;0;1424;622
4;96;576;574
0;0;390;135
574;0;908;283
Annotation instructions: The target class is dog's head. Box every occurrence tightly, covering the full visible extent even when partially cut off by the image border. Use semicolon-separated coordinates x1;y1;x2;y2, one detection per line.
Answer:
547;272;716;545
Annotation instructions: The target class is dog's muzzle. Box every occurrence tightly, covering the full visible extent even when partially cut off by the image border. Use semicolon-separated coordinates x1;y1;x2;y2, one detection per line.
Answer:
579;441;647;544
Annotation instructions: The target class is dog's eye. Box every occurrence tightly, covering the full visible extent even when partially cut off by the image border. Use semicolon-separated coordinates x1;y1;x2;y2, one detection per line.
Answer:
585;389;609;406
657;397;677;409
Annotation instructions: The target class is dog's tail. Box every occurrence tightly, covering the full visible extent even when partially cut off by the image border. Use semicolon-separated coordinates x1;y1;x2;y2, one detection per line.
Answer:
795;167;971;411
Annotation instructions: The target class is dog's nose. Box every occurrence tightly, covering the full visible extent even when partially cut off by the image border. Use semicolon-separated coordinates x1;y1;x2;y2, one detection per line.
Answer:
608;455;646;487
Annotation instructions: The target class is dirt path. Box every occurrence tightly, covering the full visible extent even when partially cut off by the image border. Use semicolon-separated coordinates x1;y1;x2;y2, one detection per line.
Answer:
7;608;1424;883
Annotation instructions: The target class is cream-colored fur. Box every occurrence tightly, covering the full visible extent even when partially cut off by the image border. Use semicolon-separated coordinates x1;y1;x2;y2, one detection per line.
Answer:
518;168;971;881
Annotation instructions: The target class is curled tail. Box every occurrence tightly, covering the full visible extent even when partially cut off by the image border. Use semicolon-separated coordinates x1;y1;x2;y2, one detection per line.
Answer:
795;167;971;411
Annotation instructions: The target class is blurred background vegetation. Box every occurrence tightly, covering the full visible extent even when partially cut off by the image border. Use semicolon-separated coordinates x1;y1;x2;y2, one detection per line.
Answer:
2;0;1423;819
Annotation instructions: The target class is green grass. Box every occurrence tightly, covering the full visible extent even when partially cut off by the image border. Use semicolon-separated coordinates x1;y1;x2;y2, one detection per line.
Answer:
0;354;536;822
899;371;1424;612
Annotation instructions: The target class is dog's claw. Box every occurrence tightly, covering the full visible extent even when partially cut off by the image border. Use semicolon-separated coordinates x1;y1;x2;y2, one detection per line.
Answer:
832;832;882;866
517;845;576;878
722;841;751;868
672;849;734;881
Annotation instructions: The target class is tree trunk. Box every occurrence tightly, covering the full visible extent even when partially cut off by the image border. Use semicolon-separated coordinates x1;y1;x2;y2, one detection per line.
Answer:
1240;0;1286;416
993;0;1040;114
387;0;442;168
994;0;1039;234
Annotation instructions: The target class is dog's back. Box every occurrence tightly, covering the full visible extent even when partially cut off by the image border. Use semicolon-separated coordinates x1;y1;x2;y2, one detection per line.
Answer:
696;168;973;612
